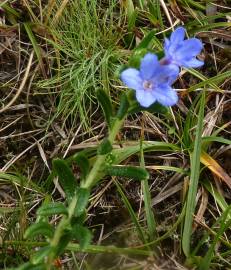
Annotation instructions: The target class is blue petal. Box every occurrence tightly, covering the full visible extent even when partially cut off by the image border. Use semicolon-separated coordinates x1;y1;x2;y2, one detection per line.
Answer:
140;53;159;80
136;90;156;107
164;38;171;58
182;58;204;68
152;85;178;106
176;39;203;59
164;38;170;50
120;68;142;91
157;64;179;84
170;27;185;44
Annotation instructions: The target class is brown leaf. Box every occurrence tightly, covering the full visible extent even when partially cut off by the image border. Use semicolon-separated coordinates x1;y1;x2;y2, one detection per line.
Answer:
200;151;231;189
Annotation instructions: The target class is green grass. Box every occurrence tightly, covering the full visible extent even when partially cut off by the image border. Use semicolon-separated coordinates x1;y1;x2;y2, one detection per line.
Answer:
182;91;205;256
38;0;126;131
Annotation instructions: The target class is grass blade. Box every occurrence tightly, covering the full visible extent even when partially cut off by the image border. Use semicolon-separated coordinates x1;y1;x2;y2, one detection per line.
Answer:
182;91;205;256
24;22;46;78
199;206;231;270
200;151;231;189
140;140;156;241
114;180;147;245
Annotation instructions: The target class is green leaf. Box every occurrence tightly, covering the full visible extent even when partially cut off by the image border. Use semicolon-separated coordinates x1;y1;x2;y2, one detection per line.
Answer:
74;153;90;179
128;49;148;68
147;1;163;27
111;141;180;165
182;92;205;256
134;30;156;51
71;212;86;226
24;23;46;77
116;93;129;120
202;180;230;217
140;140;156;241
97;139;113;155
24;222;54;239
53;159;77;201
0;172;44;194
37;202;68;217
96;89;113;128
31;246;53;265
115;180;147;244
202;136;231;146
123;0;137;47
75;188;90;217
1;3;20;17
146;102;168;114
189;70;231;92
55;230;72;256
199;206;231;270
72;224;92;250
182;94;201;148
106;166;149;180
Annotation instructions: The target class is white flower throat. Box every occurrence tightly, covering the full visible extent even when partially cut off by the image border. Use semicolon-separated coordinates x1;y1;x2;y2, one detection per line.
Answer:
143;80;153;91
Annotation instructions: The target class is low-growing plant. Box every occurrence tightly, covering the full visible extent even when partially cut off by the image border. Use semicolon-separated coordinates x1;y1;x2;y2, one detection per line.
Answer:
6;26;209;270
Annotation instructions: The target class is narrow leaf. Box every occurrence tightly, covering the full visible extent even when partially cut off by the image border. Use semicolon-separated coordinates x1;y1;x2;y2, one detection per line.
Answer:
24;222;54;239
31;246;52;265
182;92;205;256
189;70;231;92
24;23;46;78
199;206;231;270
96;89;113;128
74;153;90;179
72;225;92;250
140;140;156;241
106;165;149;180
37;202;68;217
75;188;90;217
200;151;231;189
115;180;147;244
116;93;129;120
203;180;230;216
134;30;156;51
97;139;113;155
55;231;72;256
53;159;77;201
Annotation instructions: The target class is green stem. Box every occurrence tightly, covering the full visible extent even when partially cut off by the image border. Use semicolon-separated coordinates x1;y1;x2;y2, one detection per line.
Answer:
81;118;124;189
46;118;125;268
5;240;151;256
47;196;78;268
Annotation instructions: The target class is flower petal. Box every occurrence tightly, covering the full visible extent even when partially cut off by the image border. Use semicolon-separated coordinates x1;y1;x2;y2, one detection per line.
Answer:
182;58;204;68
164;38;172;58
153;85;178;106
157;64;179;84
164;38;170;50
120;68;142;91
170;27;185;44
175;38;203;60
140;53;159;80
136;90;156;107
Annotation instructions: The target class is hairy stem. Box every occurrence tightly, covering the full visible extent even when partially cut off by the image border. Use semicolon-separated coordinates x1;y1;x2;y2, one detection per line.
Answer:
81;118;124;189
46;117;125;268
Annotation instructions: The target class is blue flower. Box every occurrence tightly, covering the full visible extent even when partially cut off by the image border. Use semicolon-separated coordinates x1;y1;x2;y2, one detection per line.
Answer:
163;27;204;68
121;53;179;107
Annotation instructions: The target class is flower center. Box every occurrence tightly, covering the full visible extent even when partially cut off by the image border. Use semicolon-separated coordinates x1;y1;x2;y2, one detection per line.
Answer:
159;57;171;65
143;80;153;91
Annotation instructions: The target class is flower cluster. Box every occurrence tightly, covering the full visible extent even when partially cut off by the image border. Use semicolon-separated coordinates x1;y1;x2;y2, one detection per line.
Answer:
121;27;203;107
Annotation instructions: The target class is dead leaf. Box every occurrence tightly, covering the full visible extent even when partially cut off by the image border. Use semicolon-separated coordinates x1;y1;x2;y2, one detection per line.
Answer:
200;151;231;189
